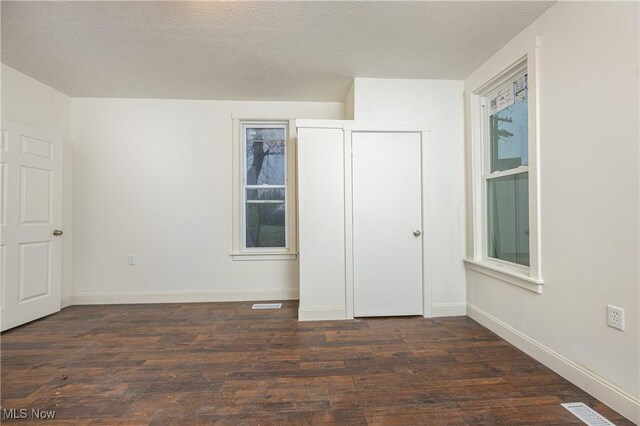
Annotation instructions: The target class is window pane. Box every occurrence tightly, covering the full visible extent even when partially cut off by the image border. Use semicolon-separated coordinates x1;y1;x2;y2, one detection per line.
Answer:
490;75;528;172
246;127;285;185
245;202;286;248
487;172;529;266
246;188;285;202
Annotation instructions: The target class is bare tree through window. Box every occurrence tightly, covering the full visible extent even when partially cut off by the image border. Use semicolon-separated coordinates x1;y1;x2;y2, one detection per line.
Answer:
244;126;286;248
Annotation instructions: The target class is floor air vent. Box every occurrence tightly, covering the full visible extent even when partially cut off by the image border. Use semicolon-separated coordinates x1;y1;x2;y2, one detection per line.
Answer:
251;303;282;310
561;402;616;426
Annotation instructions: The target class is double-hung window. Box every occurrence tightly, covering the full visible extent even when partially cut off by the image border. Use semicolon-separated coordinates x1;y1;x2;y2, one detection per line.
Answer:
243;123;287;249
467;52;542;292
231;119;297;260
485;72;530;267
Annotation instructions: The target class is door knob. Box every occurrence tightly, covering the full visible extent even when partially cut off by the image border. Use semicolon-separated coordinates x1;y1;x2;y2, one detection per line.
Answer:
53;229;63;236
413;229;422;237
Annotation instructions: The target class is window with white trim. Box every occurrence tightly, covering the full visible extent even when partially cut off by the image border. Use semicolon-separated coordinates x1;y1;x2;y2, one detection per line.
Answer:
231;119;297;260
467;51;542;291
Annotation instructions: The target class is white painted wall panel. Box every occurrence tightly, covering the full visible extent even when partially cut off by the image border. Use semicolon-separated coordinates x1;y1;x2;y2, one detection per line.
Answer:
297;128;346;320
71;98;344;301
464;1;639;420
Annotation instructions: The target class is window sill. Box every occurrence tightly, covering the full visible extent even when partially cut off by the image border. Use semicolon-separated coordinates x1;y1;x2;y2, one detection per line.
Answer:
464;258;543;294
231;252;297;261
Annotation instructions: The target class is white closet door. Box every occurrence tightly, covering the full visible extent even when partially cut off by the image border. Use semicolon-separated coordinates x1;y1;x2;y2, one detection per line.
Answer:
352;132;423;317
1;121;62;331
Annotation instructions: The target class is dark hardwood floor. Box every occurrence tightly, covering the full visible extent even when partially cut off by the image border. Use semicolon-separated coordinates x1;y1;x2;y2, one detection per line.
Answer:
1;301;632;425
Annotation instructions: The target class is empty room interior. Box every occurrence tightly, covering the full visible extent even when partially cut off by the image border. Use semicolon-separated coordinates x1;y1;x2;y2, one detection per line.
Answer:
1;1;639;424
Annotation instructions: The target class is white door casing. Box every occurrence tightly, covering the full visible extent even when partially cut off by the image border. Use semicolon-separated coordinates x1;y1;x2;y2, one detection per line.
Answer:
1;120;62;331
351;131;423;317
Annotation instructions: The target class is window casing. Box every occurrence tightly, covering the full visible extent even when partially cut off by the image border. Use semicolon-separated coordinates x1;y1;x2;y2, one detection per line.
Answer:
231;119;297;260
466;50;543;292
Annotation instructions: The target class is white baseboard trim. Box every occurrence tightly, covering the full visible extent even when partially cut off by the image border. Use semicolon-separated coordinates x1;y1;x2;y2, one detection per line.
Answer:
431;302;467;317
60;294;73;309
69;289;299;305
298;307;347;321
467;303;640;424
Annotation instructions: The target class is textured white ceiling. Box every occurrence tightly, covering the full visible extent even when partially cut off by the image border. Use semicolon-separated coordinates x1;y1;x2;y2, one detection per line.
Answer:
1;1;554;101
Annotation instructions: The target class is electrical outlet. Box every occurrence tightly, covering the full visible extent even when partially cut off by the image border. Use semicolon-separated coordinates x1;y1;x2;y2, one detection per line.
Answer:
607;305;625;331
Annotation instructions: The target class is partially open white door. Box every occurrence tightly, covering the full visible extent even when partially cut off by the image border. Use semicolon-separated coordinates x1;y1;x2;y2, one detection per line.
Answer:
352;131;423;317
1;121;62;331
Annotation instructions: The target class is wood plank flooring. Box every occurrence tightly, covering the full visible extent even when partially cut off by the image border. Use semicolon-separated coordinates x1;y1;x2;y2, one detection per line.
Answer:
1;301;633;425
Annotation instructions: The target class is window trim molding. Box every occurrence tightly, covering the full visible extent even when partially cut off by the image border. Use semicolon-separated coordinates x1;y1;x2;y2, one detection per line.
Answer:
466;46;543;292
464;259;543;294
231;117;298;261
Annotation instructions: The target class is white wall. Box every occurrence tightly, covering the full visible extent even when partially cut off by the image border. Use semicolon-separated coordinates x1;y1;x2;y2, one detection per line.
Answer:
344;82;355;120
71;98;344;303
1;64;74;301
464;2;639;422
353;78;467;316
297;126;347;320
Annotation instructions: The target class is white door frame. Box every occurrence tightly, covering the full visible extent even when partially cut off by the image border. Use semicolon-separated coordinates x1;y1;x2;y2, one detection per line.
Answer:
342;123;431;319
